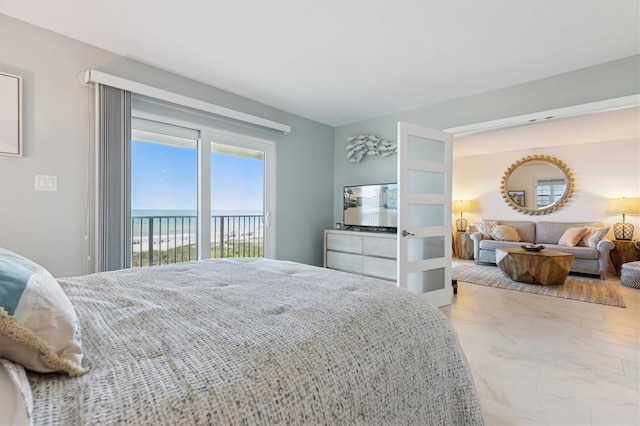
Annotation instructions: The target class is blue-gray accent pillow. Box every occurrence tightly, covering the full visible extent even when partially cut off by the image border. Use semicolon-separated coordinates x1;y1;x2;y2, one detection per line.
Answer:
0;250;40;316
0;248;86;376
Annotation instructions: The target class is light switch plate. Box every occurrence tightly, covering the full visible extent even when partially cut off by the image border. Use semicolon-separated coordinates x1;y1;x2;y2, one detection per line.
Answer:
35;175;57;192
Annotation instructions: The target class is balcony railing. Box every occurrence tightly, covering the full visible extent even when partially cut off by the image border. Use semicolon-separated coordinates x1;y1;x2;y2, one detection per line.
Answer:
132;214;263;268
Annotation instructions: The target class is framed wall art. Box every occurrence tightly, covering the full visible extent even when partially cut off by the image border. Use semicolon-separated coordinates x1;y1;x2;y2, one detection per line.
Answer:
508;190;525;207
0;71;23;157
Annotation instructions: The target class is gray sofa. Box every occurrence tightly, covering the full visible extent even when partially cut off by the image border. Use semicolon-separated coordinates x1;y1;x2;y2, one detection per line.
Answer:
470;220;614;280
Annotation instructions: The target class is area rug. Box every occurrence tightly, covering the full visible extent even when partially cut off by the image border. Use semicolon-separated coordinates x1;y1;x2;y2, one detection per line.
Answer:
452;264;626;308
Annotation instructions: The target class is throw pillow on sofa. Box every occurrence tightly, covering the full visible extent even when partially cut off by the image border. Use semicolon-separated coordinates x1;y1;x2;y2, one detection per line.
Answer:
476;221;499;239
558;227;588;247
490;225;520;242
577;227;610;248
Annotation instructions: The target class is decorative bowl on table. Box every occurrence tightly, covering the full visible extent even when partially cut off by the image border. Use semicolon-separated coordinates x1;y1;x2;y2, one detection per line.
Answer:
521;244;545;252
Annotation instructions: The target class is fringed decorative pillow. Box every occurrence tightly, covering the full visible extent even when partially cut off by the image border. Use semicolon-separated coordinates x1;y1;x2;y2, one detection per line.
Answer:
0;248;86;377
476;221;499;239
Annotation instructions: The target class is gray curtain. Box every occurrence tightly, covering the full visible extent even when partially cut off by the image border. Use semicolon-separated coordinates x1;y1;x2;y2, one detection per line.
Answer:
97;85;131;272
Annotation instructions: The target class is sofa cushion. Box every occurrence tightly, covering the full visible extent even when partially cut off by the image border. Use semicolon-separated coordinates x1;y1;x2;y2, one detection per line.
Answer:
484;220;535;243
535;222;604;245
543;244;599;260
490;225;521;242
558;227;588;247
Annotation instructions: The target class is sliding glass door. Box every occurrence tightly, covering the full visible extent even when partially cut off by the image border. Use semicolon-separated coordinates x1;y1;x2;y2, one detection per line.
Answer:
130;119;275;267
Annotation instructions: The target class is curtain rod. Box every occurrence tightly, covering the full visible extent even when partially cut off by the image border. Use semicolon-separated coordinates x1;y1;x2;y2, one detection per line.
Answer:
82;69;291;135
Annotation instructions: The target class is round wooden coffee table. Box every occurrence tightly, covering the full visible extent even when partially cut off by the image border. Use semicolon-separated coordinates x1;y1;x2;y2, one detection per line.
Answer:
496;248;575;286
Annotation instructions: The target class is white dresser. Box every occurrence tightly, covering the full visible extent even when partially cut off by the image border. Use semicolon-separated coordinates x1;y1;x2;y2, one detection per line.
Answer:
323;229;397;282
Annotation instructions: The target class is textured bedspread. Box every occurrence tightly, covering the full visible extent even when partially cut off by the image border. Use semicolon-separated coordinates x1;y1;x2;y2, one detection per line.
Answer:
29;258;483;425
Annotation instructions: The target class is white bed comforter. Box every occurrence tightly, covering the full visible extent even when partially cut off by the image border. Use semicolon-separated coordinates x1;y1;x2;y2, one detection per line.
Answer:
28;258;483;425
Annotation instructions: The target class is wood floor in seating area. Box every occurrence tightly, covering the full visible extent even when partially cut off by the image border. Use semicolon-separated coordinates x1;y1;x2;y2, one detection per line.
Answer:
441;259;639;426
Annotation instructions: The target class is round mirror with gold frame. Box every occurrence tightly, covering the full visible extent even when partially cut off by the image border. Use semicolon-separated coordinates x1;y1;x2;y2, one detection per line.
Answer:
500;155;574;215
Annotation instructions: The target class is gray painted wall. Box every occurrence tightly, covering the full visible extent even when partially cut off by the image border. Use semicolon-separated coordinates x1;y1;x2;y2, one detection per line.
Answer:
0;15;334;277
333;55;640;224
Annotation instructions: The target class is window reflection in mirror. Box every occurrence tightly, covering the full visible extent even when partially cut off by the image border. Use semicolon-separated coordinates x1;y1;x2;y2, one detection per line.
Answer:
535;178;565;208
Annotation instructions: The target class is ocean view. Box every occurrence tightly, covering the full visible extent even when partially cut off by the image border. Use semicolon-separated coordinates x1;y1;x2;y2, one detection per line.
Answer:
129;138;266;266
131;209;263;253
132;209;263;217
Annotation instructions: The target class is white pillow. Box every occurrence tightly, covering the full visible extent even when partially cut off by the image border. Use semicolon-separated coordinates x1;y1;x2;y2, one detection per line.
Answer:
476;221;499;239
0;358;33;426
578;227;610;248
490;225;520;242
0;248;86;376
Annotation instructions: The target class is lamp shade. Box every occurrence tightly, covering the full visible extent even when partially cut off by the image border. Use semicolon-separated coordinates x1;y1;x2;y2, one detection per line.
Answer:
453;200;471;213
607;198;640;215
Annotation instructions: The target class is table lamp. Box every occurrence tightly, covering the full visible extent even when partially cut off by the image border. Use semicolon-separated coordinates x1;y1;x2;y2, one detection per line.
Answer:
608;197;640;240
453;200;471;232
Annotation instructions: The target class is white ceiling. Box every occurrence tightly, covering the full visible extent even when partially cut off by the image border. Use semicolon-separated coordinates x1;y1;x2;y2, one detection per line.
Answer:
1;0;639;127
453;106;640;157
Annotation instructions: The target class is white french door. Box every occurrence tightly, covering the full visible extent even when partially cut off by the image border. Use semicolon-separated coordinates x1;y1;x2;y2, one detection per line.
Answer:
397;122;453;307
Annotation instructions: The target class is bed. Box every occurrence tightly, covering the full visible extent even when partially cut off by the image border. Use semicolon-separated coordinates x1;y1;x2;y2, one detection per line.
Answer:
1;252;484;425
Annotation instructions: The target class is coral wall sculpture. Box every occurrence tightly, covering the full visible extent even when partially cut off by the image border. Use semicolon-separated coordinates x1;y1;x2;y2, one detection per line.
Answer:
346;134;398;163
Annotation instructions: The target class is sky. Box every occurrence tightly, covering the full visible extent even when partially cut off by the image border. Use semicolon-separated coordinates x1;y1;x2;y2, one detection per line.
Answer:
131;140;264;213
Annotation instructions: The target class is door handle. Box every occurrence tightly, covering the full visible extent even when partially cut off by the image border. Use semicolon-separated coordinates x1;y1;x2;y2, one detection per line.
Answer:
401;230;414;237
265;211;271;227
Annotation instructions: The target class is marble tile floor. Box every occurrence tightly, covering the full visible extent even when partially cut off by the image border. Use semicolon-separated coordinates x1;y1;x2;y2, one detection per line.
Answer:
441;260;640;426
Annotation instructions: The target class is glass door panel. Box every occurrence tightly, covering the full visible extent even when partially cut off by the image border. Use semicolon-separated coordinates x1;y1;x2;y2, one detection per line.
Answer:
408;170;445;194
408;135;445;162
407;236;446;262
407;268;445;294
407;268;446;294
130;128;198;267
407;204;445;227
210;143;265;259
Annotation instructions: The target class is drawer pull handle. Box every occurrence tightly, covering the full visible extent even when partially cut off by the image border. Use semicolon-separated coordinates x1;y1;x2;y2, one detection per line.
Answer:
402;230;415;237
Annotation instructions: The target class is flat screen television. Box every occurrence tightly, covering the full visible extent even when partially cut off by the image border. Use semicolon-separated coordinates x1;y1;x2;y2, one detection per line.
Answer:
343;183;397;231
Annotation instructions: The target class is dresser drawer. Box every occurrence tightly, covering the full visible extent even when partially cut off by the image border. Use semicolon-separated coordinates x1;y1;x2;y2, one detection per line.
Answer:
326;251;363;274
363;236;396;259
363;257;397;281
326;233;363;254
